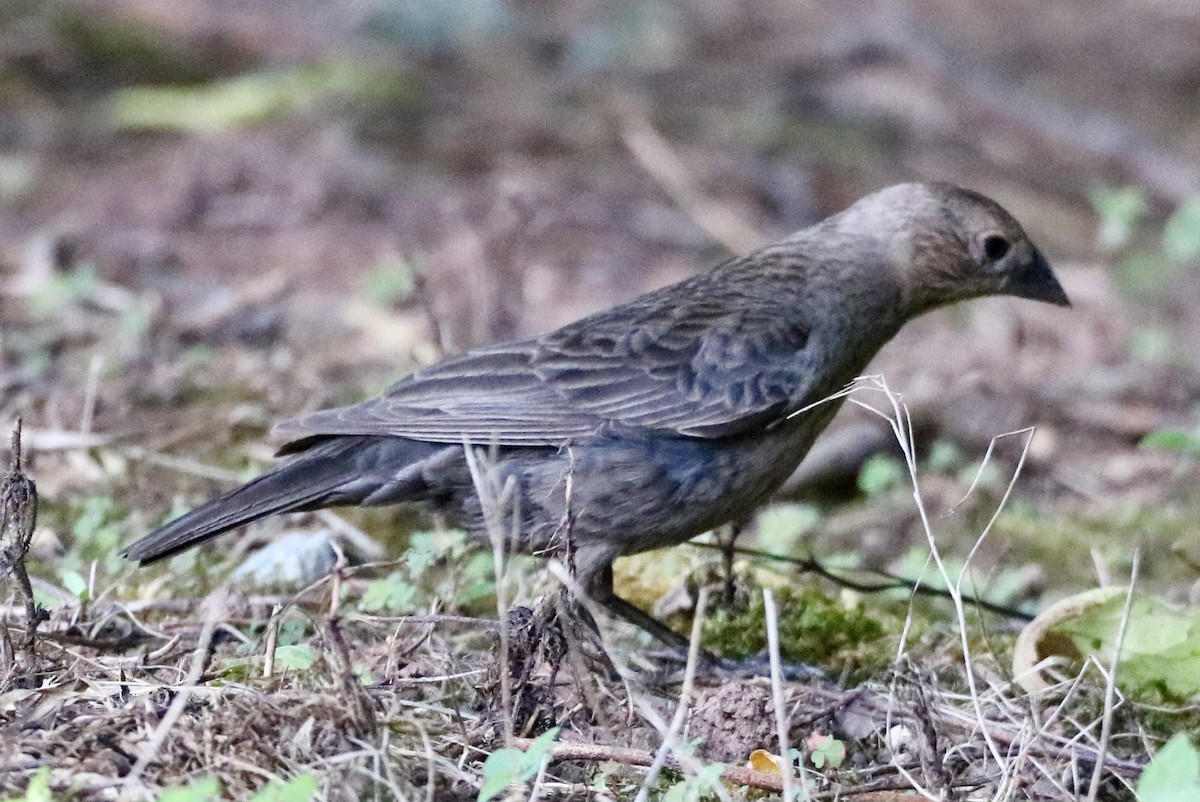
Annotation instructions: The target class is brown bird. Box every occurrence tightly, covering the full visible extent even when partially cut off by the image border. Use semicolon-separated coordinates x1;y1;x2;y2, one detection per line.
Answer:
123;183;1069;649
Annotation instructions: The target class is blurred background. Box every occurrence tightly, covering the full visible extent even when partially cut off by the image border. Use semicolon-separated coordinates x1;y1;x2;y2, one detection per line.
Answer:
2;0;1199;601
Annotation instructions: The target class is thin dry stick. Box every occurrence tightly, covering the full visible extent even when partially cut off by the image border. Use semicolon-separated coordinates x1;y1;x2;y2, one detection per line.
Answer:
462;439;518;745
415;718;437;802
633;587;709;802
262;603;282;679
765;587;804;802
958;428;1036;574
528;744;552;802
1086;549;1140;802
851;377;1010;772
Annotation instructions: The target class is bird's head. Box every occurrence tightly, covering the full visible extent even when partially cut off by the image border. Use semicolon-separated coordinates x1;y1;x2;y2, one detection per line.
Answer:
843;183;1071;317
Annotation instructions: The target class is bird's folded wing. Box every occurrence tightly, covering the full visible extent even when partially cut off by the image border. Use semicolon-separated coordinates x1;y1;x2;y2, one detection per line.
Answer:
272;295;814;447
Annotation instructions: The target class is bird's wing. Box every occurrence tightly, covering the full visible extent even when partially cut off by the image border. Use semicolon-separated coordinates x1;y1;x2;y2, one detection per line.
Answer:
273;279;816;447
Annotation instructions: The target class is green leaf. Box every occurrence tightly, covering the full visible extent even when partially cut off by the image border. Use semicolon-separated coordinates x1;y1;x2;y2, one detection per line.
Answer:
359;257;417;308
808;734;846;769
857;454;904;497
661;762;725;802
1128;326;1175;364
405;541;439;578
1137;734;1200;802
273;644;317;672
31;587;64;611
1141;427;1200;457
926;439;961;473
110;63;392;134
410;529;467;559
353;662;376;685
1047;590;1200;698
359;572;419;614
248;773;319;802
278;617;309;647
27;265;100;319
22;766;51;802
1164;197;1200;265
59;569;88;600
1118;247;1183;298
1089;184;1147;251
477;727;559;802
158;776;221;802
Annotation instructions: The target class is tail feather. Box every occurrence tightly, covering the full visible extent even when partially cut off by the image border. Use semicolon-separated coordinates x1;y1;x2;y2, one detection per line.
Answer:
123;435;438;564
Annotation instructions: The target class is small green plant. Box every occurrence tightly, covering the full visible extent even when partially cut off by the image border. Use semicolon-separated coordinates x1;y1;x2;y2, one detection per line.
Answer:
58;568;89;601
661;762;725;802
1089;183;1200;302
2;766;51;802
1141;421;1200;458
27;265;100;319
1137;734;1200;802
359;571;419;614
157;776;221;802
807;733;846;769
1090;185;1147;251
272;643;317;672
477;727;559;802
358;257;418;308
69;495;128;573
857;454;904;496
1163;197;1200;265
247;773;318;802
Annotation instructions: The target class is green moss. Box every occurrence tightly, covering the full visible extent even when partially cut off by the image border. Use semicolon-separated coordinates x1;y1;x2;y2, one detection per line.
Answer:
702;583;896;671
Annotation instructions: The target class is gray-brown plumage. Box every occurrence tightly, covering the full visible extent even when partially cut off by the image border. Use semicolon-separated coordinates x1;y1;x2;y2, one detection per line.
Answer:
123;183;1069;647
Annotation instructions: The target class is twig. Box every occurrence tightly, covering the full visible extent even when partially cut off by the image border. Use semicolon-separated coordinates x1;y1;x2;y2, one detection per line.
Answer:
687;540;1033;622
463;439;518;744
1086;550;1139;802
634;587;708;802
262;603;282;679
1;419;45;646
765;587;804;801
852;377;1011;774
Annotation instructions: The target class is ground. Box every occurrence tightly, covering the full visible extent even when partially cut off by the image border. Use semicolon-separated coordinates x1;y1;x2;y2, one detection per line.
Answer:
1;2;1200;800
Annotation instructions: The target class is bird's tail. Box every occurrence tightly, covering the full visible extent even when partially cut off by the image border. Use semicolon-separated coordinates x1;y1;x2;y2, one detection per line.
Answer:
122;435;436;564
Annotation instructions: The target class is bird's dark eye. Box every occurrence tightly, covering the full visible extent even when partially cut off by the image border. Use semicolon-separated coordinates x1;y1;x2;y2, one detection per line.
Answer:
982;234;1010;261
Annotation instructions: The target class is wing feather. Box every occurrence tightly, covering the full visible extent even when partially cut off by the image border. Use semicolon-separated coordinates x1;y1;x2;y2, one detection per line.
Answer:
273;262;817;447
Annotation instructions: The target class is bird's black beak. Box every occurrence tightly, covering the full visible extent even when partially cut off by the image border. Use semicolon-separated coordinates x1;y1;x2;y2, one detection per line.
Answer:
1007;249;1070;307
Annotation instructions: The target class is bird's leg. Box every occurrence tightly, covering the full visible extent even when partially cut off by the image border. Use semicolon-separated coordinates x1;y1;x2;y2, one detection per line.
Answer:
585;563;825;681
718;520;745;606
586;563;693;654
